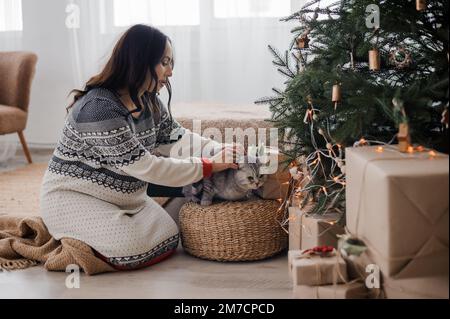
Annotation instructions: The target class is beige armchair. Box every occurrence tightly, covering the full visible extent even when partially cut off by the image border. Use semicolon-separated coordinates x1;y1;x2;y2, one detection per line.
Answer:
0;51;38;164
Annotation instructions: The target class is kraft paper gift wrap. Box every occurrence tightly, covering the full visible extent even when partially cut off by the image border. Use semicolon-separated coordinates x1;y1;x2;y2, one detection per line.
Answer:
288;207;344;251
291;252;348;286
256;170;290;200
382;274;449;299
293;282;368;299
288;250;303;278
381;243;449;299
343;250;448;299
255;147;291;200
345;145;449;278
288;207;303;251
300;212;344;250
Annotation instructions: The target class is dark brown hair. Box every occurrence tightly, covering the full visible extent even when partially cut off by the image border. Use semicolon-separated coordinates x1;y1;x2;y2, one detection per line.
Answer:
67;24;174;121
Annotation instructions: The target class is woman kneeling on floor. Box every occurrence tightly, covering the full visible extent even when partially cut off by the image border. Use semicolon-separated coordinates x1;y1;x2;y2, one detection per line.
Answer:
40;24;240;271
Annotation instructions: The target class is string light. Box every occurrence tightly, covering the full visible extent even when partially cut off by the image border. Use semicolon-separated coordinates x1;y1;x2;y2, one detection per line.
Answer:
376;146;384;153
429;151;437;158
407;146;415;154
283;97;348;228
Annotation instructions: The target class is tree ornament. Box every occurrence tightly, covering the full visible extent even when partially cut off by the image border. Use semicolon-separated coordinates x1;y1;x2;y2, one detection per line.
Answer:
296;34;310;49
303;96;316;123
369;48;381;71
442;106;449;129
338;235;367;257
389;47;413;69
398;122;411;153
353;138;369;147
289;166;302;180
348;51;356;69
332;83;342;110
303;109;311;124
416;0;426;11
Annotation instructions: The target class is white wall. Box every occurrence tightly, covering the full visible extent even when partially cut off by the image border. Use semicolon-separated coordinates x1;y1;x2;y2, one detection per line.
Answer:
1;0;302;146
22;0;75;145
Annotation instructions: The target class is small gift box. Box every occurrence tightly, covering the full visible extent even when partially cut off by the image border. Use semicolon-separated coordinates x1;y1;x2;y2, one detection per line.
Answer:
291;247;348;286
255;146;291;200
300;213;344;250
288;250;303;278
288;207;344;251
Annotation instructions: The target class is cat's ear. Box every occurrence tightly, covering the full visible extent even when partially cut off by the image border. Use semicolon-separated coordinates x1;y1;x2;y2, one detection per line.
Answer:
257;144;266;158
237;154;246;165
246;155;258;165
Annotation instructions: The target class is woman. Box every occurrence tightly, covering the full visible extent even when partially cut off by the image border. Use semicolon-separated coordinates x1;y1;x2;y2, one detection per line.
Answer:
40;24;240;271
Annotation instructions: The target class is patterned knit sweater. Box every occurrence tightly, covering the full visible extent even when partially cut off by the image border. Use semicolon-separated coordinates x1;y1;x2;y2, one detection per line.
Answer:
40;88;221;263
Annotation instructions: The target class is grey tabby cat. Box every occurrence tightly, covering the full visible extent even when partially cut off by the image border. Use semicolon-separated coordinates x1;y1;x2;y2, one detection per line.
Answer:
182;155;267;206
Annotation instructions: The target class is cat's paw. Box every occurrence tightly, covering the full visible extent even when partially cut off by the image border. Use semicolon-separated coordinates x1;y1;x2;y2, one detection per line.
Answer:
246;191;258;200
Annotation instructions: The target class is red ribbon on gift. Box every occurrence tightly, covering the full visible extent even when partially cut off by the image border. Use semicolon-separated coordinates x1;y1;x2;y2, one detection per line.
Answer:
302;245;335;257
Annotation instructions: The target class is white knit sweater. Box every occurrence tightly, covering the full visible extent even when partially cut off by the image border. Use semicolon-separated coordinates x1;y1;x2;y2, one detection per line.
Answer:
40;88;222;265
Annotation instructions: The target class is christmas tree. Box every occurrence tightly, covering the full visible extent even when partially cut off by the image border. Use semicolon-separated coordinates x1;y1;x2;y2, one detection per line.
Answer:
257;0;449;220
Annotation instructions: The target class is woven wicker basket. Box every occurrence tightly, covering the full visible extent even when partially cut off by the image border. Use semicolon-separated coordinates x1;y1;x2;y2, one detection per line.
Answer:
179;199;288;262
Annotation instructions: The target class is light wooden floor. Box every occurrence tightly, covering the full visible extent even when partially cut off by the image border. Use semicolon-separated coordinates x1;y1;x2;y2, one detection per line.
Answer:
0;148;293;299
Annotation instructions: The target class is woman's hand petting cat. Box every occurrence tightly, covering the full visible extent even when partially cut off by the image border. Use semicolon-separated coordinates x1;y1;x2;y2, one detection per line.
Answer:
210;147;239;173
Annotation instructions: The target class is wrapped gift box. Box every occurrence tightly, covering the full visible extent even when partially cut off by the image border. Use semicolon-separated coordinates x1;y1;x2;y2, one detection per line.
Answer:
382;275;449;299
288;207;303;251
288;207;344;251
288;250;303;278
293;282;368;299
256;147;291;200
381;244;449;299
343;250;448;299
291;252;348;286
300;212;344;250
256;170;291;200
346;145;449;278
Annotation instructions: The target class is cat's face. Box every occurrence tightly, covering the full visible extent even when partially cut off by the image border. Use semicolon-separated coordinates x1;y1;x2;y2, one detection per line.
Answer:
234;157;267;190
